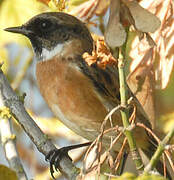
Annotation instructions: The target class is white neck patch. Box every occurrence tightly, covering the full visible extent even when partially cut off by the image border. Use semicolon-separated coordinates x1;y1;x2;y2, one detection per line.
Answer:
39;43;64;61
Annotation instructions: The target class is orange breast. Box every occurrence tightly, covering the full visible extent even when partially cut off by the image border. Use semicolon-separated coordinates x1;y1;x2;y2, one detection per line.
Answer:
36;57;111;140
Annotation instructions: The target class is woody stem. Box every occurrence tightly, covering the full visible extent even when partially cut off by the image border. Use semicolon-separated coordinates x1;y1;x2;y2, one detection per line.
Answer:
118;47;144;173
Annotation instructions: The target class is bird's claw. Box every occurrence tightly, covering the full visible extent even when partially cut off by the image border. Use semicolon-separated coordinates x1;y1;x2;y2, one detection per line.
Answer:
46;142;91;179
46;147;72;179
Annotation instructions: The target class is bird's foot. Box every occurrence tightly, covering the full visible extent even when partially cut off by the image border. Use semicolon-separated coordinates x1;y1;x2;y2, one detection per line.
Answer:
46;142;91;179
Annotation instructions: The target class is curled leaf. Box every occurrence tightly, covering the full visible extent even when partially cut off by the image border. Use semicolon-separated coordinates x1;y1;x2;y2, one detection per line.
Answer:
83;37;117;68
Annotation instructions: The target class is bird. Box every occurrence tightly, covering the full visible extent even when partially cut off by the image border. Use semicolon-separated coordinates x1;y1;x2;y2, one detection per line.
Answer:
5;12;171;179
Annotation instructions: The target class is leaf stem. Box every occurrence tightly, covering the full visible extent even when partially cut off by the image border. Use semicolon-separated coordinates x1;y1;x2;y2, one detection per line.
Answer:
118;48;144;173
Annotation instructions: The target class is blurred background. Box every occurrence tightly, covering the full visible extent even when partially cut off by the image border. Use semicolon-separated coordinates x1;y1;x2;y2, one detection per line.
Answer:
0;0;173;179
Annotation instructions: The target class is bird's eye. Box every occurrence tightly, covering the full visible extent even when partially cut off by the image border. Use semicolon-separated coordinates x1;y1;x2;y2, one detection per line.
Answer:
39;20;52;31
42;22;47;28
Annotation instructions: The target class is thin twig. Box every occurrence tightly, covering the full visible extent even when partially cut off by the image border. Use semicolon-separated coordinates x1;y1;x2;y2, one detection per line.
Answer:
144;125;174;173
137;122;174;175
165;150;174;173
136;122;160;143
162;153;166;178
114;138;127;172
0;108;27;180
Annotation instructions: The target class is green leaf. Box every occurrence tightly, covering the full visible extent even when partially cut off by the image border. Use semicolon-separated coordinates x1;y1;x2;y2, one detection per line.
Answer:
136;174;167;180
114;172;136;180
0;164;18;180
69;0;88;6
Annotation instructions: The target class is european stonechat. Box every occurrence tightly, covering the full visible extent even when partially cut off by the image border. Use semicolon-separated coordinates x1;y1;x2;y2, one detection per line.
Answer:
5;12;170;179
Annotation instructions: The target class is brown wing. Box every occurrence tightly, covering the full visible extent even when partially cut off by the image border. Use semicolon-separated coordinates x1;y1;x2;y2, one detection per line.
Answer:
77;58;120;110
77;56;152;128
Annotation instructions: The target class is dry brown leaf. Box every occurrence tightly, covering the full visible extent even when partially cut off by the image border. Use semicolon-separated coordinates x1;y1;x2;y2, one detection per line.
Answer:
105;0;126;48
95;0;110;16
37;0;66;11
37;0;50;5
83;37;117;68
129;0;174;89
153;0;174;89
129;33;153;72
83;145;98;172
127;56;156;128
69;0;109;21
127;0;174;128
123;0;161;33
138;0;174;89
70;0;100;20
156;37;174;89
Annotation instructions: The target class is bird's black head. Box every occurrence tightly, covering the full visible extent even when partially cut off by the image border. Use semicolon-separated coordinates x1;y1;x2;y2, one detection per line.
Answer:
5;12;93;61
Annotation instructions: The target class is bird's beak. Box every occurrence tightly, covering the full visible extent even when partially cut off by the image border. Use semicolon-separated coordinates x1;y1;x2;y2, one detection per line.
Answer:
4;26;33;36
